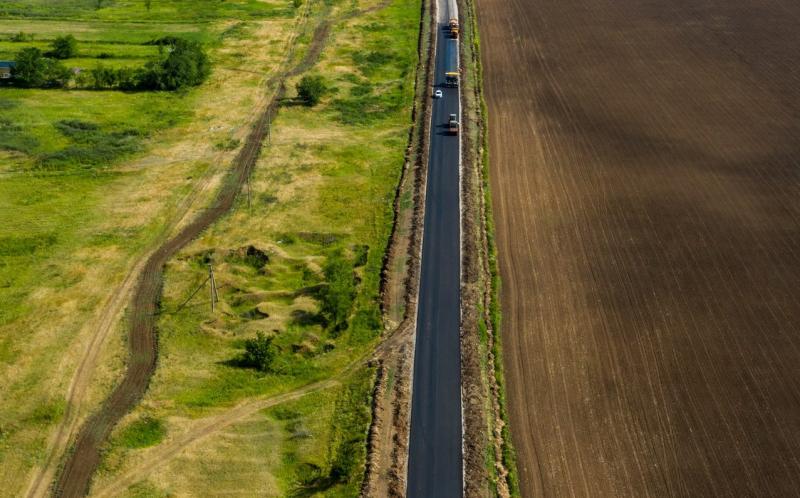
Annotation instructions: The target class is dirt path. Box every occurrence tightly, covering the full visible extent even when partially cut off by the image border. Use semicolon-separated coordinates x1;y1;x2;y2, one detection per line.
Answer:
477;0;800;496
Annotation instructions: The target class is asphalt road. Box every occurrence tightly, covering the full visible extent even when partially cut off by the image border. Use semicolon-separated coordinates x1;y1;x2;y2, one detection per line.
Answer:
406;6;463;498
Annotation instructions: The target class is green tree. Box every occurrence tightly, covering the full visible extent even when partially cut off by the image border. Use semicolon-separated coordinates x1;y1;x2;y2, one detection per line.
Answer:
296;75;326;106
240;332;276;372
90;64;117;88
140;38;210;90
12;47;46;87
50;35;78;59
13;48;70;88
41;58;72;87
319;252;356;332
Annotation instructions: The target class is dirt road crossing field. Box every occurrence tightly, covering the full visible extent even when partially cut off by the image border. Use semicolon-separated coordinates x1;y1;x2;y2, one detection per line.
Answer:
476;0;800;496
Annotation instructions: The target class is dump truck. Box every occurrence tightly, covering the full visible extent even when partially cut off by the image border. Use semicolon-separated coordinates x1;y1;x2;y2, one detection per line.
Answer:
448;113;459;135
444;39;459;87
445;71;459;87
449;18;459;38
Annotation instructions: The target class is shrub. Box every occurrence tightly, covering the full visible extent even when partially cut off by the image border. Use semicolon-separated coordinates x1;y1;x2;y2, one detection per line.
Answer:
37;120;142;170
10;32;32;42
118;416;166;449
319;252;356;333
296;75;326;106
138;38;210;90
50;35;78;59
240;332;277;372
12;48;70;88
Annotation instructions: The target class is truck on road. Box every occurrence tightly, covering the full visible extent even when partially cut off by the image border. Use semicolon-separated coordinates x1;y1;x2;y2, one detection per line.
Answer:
444;39;459;87
448;113;459;135
449;18;459;38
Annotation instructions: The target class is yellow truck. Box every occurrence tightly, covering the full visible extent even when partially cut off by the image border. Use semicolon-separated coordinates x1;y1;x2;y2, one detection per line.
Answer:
449;18;459;38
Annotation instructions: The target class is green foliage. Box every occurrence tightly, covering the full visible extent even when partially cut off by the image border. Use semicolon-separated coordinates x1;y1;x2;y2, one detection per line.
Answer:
296;75;326;106
50;34;78;59
90;64;143;90
327;370;372;485
0;233;57;257
240;332;277;372
352;49;396;76
331;84;404;125
352;244;368;267
25;400;65;425
37;119;143;170
11;47;70;88
118;416;166;448
9;31;33;42
318;252;356;333
0;116;39;154
0;0;286;21
139;37;210;90
10;36;209;92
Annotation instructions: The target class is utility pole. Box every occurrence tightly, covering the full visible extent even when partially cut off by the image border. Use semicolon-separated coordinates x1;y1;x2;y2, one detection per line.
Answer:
209;263;218;312
247;177;252;211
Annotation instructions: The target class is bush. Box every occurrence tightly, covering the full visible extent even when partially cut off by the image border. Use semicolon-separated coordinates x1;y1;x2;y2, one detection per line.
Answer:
50;35;78;59
319;252;356;333
118;416;166;449
37;119;142;170
10;32;33;42
12;48;70;88
239;332;277;372
138;38;210;90
296;75;326;106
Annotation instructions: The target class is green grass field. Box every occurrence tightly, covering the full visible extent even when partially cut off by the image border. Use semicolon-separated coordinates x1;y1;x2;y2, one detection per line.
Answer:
0;0;290;21
0;0;302;495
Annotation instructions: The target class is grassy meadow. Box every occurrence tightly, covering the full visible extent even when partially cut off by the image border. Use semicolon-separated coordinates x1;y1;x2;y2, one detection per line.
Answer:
88;0;423;494
0;0;303;495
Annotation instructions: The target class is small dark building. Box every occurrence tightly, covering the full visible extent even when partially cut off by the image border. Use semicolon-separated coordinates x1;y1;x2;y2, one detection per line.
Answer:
0;61;15;79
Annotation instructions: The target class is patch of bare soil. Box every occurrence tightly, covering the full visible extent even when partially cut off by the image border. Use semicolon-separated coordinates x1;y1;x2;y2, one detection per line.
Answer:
477;0;800;496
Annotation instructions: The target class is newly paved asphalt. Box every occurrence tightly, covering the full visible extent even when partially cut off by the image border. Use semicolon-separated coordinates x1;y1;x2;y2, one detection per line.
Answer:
406;6;463;497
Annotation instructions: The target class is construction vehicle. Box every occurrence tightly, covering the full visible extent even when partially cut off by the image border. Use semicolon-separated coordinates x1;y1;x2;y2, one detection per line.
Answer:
445;71;459;87
448;113;459;135
449;18;459;38
444;39;459;87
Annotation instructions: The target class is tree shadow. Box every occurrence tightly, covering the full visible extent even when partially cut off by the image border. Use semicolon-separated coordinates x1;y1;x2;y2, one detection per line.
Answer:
290;309;326;327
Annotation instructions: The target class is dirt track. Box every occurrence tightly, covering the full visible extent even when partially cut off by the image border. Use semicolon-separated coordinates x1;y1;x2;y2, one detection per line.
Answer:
476;0;800;496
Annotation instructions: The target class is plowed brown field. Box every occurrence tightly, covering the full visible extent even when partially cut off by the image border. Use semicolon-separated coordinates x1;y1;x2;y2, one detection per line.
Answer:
476;0;800;496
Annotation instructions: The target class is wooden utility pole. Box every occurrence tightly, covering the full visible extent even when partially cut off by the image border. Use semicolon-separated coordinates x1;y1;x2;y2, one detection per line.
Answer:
247;177;252;211
209;263;218;312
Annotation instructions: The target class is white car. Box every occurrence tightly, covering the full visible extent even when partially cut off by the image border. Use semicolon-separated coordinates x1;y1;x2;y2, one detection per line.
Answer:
434;89;443;98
